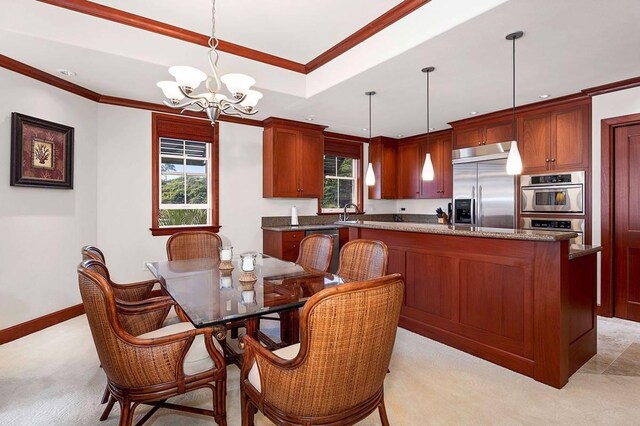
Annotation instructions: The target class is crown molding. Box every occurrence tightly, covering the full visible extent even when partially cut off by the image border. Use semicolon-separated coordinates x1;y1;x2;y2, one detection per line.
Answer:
36;0;432;75
305;0;432;72
582;75;640;97
37;0;306;73
0;54;101;101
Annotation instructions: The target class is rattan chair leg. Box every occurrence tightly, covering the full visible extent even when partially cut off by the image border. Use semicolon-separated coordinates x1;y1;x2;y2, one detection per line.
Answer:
100;395;116;421
378;399;390;426
101;384;110;404
240;392;255;426
213;380;227;426
119;399;134;426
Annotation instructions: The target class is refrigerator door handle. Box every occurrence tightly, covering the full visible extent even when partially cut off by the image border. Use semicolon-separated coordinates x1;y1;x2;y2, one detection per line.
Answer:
471;185;476;225
478;185;482;227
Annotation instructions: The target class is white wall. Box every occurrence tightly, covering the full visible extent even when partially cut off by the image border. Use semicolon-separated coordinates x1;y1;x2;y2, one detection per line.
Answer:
591;86;640;304
0;69;98;329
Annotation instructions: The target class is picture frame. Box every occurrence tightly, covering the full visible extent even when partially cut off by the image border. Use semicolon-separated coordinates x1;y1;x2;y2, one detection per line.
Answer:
10;112;74;189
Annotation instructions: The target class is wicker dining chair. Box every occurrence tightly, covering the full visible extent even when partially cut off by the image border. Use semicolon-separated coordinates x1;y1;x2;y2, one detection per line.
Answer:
166;231;223;261
81;245;156;303
78;259;227;426
336;239;389;282
295;234;334;272
240;273;404;426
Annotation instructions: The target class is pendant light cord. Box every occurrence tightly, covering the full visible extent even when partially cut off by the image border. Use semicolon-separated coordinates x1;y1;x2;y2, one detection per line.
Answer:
368;94;372;143
512;36;516;141
426;70;430;151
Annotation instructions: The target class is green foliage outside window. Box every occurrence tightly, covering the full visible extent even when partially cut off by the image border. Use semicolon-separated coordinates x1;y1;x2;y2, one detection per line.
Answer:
322;156;356;209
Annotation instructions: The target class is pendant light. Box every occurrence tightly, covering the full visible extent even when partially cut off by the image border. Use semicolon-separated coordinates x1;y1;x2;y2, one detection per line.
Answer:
421;67;435;181
505;31;524;175
365;91;377;186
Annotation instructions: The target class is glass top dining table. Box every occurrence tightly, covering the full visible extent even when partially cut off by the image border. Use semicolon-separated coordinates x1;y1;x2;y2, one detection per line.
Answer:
146;253;345;330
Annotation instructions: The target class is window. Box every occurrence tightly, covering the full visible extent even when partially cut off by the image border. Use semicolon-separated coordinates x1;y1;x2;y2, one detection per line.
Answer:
319;137;364;214
151;113;219;236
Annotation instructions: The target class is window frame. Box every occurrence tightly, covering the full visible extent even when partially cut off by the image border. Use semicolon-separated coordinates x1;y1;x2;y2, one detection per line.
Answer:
151;113;220;236
317;137;364;215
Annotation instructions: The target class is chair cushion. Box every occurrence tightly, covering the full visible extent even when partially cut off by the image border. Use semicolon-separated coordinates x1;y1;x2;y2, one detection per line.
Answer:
248;343;300;393
162;309;182;327
138;322;222;375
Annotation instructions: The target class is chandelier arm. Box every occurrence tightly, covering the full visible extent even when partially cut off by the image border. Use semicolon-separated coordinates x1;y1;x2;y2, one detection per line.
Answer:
224;102;259;115
220;93;247;106
163;99;205;111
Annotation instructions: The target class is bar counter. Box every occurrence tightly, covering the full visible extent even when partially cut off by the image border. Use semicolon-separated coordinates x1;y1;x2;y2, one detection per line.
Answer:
339;220;600;388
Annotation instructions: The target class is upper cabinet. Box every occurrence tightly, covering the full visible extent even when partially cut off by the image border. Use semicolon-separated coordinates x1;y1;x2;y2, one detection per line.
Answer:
518;101;590;173
420;132;453;199
263;118;326;198
397;141;421;199
368;137;398;199
453;120;513;149
369;131;453;200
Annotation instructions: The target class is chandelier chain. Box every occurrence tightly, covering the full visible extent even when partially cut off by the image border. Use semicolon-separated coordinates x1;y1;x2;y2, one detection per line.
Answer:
209;0;219;49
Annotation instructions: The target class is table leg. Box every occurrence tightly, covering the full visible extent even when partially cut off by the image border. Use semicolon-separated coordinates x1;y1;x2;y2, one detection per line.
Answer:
279;309;300;345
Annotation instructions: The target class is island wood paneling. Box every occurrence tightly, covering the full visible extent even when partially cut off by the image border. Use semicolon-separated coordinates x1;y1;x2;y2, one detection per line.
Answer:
347;226;595;388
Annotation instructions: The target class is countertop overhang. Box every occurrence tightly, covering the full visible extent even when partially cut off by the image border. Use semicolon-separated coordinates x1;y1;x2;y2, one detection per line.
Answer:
336;220;578;242
262;224;348;232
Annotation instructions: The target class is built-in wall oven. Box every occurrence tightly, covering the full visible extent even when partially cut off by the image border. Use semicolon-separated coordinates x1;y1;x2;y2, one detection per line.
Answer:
520;217;585;245
520;171;585;214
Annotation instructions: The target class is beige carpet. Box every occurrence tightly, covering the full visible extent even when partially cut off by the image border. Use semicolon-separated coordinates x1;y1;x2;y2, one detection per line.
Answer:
1;316;639;425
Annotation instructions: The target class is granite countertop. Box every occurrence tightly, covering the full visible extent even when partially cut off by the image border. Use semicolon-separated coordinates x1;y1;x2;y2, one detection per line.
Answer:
568;244;602;260
336;220;578;242
262;224;348;232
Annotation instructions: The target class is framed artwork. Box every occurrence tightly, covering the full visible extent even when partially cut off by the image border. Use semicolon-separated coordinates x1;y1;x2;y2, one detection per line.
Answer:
10;112;74;189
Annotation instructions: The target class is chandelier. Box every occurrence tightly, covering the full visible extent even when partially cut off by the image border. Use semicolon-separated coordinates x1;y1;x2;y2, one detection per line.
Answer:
156;0;262;125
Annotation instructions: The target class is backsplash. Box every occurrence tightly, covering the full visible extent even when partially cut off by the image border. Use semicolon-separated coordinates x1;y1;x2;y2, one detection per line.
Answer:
261;213;439;227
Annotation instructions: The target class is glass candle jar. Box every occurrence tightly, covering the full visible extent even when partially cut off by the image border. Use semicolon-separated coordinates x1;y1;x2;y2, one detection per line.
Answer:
240;253;256;272
220;246;233;261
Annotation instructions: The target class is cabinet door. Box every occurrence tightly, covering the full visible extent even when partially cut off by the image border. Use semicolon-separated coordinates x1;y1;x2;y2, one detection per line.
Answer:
519;112;551;174
367;142;383;200
381;143;398;199
551;105;589;171
272;128;301;197
299;131;324;197
485;121;514;144
398;142;421;198
454;126;483;149
440;135;453;198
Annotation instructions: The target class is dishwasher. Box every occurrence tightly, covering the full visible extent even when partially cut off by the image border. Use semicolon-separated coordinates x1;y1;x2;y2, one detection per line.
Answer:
304;228;340;273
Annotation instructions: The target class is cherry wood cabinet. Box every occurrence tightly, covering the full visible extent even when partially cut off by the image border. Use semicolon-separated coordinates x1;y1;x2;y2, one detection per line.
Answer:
453;120;513;149
263;230;304;262
263;118;326;198
518;102;590;173
397;141;421;198
368;136;398;199
420;132;453;199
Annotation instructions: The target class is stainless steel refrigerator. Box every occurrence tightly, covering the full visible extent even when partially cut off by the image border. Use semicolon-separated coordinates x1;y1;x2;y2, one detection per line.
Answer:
452;142;516;229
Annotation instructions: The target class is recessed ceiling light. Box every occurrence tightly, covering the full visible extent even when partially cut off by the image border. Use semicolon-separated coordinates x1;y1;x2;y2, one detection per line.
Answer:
469;111;478;116
362;128;368;132
306;117;314;121
397;134;404;138
57;69;77;77
539;94;550;99
428;127;435;131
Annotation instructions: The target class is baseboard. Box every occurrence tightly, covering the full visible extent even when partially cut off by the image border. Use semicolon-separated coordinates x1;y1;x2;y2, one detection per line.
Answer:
0;303;85;345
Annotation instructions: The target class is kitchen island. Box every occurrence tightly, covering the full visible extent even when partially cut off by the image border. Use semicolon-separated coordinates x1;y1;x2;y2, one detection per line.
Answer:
339;221;599;388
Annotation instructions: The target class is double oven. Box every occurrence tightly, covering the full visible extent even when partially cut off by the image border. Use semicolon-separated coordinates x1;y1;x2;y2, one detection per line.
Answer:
519;171;586;244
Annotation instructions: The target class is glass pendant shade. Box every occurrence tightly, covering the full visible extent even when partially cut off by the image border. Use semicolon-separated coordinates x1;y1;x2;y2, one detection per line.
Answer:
422;153;435;181
156;81;184;101
506;141;523;175
221;73;256;97
365;162;376;186
169;66;207;90
240;90;263;108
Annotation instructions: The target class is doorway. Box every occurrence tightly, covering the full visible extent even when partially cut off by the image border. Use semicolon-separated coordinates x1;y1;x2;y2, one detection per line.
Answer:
601;113;640;321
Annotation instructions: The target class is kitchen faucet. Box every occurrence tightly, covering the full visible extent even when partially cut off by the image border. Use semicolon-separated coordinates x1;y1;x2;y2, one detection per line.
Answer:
343;203;360;221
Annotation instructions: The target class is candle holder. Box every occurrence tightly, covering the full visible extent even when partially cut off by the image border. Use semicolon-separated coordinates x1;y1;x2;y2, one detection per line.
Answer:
219;246;234;270
219;269;233;289
239;252;257;282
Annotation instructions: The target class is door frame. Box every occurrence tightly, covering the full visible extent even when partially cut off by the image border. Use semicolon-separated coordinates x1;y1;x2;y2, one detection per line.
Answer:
600;112;640;317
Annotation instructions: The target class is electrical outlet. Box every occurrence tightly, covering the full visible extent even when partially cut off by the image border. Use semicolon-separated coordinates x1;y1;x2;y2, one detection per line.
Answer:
400;207;406;212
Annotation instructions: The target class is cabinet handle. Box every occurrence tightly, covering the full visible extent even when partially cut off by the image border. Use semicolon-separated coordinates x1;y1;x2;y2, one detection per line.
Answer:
551;159;556;162
478;142;482;146
545;159;550;162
